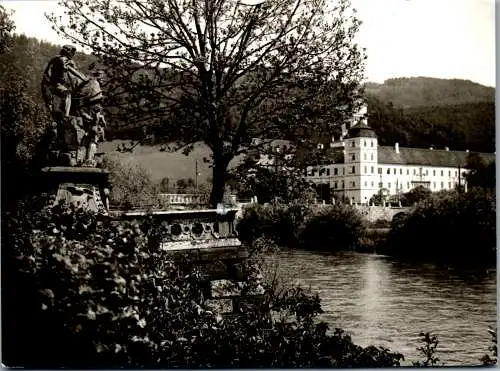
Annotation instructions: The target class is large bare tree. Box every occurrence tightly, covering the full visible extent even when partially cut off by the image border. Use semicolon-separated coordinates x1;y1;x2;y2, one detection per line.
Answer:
48;0;366;207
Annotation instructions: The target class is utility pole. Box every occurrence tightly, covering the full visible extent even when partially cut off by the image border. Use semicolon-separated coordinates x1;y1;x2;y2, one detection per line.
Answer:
458;164;462;193
195;159;198;193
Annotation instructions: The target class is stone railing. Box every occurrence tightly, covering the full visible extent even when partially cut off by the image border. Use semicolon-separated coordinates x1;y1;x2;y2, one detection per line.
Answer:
353;205;411;222
159;193;206;206
113;208;263;315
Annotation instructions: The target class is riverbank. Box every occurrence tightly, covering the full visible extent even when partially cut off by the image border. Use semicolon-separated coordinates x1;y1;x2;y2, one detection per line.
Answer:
238;188;496;265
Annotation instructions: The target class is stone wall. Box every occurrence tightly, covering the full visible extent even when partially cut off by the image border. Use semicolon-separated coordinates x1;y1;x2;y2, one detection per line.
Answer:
353;205;411;222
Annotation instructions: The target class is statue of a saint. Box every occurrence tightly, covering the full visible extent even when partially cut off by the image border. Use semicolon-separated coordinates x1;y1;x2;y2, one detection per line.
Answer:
41;45;107;167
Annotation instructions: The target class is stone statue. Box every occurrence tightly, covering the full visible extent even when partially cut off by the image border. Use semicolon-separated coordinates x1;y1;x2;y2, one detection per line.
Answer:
41;45;106;167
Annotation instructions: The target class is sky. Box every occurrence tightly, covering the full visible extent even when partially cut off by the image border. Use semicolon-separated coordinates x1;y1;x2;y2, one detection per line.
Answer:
3;0;496;87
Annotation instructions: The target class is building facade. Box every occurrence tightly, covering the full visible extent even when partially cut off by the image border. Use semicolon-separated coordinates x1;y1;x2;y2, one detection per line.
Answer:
305;122;495;204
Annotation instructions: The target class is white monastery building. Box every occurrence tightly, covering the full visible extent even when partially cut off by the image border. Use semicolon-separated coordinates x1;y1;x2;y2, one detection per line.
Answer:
304;108;495;204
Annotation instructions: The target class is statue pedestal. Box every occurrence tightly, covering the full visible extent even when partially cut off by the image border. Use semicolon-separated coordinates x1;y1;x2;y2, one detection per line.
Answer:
41;166;111;213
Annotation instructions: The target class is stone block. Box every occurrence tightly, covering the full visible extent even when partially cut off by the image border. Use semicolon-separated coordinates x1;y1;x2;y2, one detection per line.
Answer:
204;298;234;314
210;279;243;298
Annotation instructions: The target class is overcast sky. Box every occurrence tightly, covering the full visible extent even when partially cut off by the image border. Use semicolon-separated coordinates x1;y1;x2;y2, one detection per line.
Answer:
3;0;496;87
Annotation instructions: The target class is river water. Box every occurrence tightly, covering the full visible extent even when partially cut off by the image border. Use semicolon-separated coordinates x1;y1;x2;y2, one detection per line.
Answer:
275;250;497;366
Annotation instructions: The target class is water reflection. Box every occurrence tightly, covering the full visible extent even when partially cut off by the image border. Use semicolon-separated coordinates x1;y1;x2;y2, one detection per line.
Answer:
277;250;496;366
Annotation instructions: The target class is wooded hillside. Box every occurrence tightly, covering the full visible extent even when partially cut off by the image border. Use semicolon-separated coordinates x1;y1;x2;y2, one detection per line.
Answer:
365;77;495;153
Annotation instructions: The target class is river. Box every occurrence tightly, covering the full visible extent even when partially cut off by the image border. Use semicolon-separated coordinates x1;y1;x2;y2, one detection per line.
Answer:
274;249;497;366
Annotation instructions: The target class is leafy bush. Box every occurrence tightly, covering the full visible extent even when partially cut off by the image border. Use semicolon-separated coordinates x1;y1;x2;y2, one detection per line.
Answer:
237;201;312;247
2;198;405;368
101;155;163;210
385;188;496;263
480;328;497;366
238;203;366;252
412;332;442;367
400;185;432;206
300;205;365;251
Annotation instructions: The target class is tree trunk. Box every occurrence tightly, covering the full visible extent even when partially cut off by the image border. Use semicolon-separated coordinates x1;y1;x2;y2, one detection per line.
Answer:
209;155;229;208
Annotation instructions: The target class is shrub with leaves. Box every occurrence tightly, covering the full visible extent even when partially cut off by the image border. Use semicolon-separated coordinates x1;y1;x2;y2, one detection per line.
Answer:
412;332;442;367
101;155;163;210
237;201;312;247
2;198;404;368
300;204;365;251
480;327;497;366
238;202;366;251
385;188;496;263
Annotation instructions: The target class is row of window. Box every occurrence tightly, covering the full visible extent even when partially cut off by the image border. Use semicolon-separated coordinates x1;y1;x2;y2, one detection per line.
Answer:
380;168;458;177
349;140;375;148
380;181;458;190
308;166;462;178
349;153;375;162
331;180;460;191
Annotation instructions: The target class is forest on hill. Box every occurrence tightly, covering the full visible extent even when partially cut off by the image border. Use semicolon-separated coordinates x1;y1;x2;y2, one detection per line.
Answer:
364;77;495;108
1;34;495;155
366;96;495;153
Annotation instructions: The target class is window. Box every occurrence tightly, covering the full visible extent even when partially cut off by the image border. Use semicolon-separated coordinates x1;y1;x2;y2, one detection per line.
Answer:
343;168;345;175
379;182;383;188
364;181;368;187
371;141;374;147
441;181;444;189
407;169;410;175
352;181;356;188
351;154;355;161
352;141;355;148
400;168;403;175
334;168;338;175
441;170;444;176
371;181;374;187
425;170;429;176
393;168;396;175
413;169;417;175
334;182;338;189
364;166;367;174
387;168;390;175
364;153;367;160
341;181;344;189
352;166;356;174
371;153;374;161
449;170;451;176
433;182;436;189
326;169;330;176
364;140;367;147
448;182;451;188
388;182;391;188
433;170;436;176
378;168;382;174
407;182;410;188
371;166;374;174
455;171;458;177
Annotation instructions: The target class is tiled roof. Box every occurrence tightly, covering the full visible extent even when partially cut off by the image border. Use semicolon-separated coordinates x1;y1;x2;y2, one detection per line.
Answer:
378;146;495;167
346;122;377;138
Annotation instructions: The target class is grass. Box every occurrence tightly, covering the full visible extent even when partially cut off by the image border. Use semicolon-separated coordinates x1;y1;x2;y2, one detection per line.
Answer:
100;140;245;184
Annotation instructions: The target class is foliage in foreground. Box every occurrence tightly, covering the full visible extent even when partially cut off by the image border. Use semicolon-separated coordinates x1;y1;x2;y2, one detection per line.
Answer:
480;328;498;366
2;199;404;368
